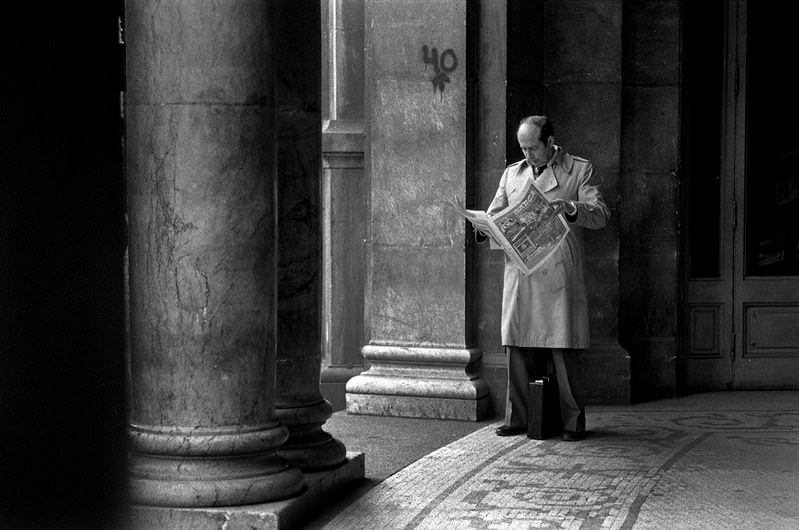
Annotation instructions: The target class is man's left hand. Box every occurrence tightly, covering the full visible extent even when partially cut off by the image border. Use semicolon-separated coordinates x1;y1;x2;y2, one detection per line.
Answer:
551;198;577;216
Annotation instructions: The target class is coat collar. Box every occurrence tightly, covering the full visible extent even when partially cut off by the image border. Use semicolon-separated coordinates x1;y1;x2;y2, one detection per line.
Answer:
551;146;574;173
514;146;572;193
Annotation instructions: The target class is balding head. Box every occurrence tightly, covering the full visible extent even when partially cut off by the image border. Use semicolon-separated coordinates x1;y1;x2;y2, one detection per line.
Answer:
517;115;555;169
517;115;554;143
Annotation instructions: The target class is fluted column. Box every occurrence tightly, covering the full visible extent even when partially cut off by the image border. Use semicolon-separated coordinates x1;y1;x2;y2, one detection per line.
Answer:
125;0;303;506
272;0;347;471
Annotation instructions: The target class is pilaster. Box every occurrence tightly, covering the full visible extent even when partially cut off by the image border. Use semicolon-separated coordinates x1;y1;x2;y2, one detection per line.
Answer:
539;0;631;403
320;0;368;410
346;0;488;420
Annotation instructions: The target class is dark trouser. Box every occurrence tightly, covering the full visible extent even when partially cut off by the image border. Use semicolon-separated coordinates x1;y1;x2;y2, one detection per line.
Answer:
503;346;585;433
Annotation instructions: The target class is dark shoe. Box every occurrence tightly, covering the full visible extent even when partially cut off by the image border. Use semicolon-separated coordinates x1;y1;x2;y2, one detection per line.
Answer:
495;425;526;437
562;430;588;442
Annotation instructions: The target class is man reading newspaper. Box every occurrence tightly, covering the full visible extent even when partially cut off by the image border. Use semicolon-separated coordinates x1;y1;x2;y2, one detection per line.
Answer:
450;179;569;275
488;116;610;441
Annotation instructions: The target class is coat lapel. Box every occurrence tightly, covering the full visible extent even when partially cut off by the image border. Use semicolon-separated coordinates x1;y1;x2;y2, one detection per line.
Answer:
536;147;574;194
535;166;558;193
508;163;532;196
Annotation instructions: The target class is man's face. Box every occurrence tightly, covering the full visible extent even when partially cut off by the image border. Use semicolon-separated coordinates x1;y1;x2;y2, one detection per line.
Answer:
517;124;553;169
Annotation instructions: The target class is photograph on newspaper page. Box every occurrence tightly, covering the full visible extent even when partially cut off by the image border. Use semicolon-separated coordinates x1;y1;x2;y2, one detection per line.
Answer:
489;179;570;274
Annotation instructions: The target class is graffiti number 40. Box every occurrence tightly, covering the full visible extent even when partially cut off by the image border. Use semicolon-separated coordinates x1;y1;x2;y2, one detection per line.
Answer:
422;45;458;96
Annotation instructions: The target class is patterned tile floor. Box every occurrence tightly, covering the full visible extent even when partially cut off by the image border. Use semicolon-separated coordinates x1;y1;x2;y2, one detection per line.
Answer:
316;392;799;529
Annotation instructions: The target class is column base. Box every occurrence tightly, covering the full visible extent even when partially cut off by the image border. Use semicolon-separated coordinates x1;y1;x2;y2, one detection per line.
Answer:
128;452;365;529
346;392;488;420
278;432;347;471
345;344;489;421
129;453;304;508
128;423;304;507
275;399;347;471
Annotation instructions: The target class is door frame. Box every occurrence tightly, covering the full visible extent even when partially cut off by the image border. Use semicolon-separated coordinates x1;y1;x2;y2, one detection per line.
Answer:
680;0;799;392
679;0;738;393
731;1;799;389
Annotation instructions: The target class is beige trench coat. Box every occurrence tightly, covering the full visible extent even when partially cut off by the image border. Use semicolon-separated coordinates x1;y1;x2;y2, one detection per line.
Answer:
487;146;609;349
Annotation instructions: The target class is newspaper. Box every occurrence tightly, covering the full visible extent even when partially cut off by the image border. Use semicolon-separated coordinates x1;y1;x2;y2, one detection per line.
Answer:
450;179;570;275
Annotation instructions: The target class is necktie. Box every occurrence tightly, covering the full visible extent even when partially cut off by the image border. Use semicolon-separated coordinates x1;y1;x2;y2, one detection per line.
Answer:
534;165;544;178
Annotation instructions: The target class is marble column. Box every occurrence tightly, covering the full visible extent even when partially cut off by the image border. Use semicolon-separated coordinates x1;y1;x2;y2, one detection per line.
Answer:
125;0;303;506
272;0;347;471
345;0;488;420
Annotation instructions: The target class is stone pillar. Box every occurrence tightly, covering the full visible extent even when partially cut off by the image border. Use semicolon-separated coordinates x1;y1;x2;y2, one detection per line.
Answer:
539;0;630;403
272;0;347;471
125;0;303;506
320;0;367;411
345;0;488;420
620;0;680;401
472;0;511;413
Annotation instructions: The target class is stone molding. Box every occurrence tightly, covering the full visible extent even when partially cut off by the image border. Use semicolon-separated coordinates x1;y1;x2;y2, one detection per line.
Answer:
129;452;365;529
128;422;289;455
274;399;347;470
129;452;302;508
322;119;365;155
346;344;489;420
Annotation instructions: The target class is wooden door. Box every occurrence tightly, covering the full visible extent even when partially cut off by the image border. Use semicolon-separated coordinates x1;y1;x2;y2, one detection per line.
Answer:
681;0;799;391
732;0;799;388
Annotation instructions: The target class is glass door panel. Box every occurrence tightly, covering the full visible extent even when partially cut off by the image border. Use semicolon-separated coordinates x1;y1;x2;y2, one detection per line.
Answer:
683;0;725;280
744;1;799;277
680;0;732;391
734;0;799;388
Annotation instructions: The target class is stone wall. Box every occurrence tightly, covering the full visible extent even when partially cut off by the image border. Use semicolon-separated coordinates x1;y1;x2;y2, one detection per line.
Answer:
476;0;630;411
619;0;681;401
334;0;684;412
473;0;509;415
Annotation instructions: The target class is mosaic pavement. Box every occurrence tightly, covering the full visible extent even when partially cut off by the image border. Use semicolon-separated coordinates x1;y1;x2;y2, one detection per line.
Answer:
321;401;799;529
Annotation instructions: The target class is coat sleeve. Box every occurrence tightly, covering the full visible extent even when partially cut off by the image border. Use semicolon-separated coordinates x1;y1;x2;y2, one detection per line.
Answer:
485;167;510;249
571;162;610;230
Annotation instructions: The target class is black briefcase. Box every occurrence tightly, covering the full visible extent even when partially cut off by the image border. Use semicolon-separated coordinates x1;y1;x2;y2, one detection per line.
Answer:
527;376;563;439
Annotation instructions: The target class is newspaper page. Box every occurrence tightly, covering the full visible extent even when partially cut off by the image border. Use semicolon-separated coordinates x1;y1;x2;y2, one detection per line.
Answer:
450;180;570;275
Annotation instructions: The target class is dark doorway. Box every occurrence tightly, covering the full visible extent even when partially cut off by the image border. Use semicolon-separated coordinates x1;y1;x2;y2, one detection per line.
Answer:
681;0;799;391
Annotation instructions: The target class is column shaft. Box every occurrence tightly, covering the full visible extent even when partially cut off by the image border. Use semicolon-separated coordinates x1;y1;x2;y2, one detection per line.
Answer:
125;0;302;506
273;0;346;470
